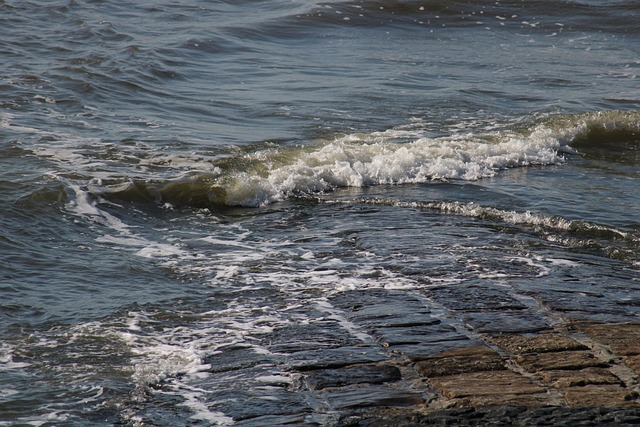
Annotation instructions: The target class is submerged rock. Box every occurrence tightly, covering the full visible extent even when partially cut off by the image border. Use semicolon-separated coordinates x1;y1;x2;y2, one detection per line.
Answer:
304;364;401;390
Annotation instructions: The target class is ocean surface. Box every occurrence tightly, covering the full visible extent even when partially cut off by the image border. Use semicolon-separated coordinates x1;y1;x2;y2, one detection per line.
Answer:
1;0;639;425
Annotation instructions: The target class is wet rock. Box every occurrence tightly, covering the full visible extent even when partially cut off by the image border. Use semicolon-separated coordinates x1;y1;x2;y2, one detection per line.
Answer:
329;289;437;329
428;370;545;399
371;323;458;346
235;413;316;426
425;284;528;312
389;338;484;361
323;386;425;410
304;364;402;390
204;345;271;373
414;346;505;377
533;291;636;323
579;323;640;356
515;350;608;372
539;367;623;388
460;311;551;335
562;385;640;408
490;332;587;354
284;345;387;372
347;302;439;329
205;388;312;422
265;320;359;354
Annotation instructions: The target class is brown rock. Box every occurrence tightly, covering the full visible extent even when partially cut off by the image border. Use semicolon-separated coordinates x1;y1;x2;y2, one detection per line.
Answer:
623;355;640;374
515;351;608;372
414;346;505;378
539;368;622;388
457;392;558;408
562;385;640;408
579;323;640;356
428;370;545;399
490;332;587;355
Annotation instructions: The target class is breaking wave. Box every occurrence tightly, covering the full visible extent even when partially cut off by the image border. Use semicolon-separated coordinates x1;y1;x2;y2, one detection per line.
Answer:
84;110;640;208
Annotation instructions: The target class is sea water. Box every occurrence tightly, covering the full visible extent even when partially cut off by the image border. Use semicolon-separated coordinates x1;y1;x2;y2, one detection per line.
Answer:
1;1;639;425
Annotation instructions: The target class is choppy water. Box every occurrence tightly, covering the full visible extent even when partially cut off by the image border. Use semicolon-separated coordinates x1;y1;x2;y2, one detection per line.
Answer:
1;0;639;425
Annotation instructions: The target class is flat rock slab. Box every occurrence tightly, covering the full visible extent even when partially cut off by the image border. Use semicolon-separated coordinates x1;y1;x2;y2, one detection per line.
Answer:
539;367;622;388
304;364;402;390
461;311;550;335
515;350;608;372
562;385;640;408
456;392;558;408
579;323;640;356
284;346;387;372
339;406;640;426
204;388;311;422
371;323;459;346
388;338;485;361
425;285;528;311
205;345;271;373
266;320;359;354
323;386;425;410
329;290;438;329
490;332;587;354
532;292;638;323
624;355;640;374
428;370;545;399
414;346;505;377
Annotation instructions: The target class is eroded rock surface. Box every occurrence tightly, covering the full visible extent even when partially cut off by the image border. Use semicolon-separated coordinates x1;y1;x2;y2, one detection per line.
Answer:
208;286;640;426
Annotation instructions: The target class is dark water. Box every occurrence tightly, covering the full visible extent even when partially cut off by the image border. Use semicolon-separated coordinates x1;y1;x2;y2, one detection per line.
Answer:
1;0;639;425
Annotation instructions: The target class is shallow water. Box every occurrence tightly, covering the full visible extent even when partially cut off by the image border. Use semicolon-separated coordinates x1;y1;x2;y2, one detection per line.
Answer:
1;0;639;425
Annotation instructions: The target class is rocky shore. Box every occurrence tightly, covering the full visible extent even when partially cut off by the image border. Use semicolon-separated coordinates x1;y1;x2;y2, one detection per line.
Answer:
204;282;640;426
287;288;640;426
332;324;640;426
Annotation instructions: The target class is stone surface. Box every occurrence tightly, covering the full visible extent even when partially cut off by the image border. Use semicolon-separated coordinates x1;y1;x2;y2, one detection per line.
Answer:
204;345;270;373
490;332;587;354
539;368;623;388
337;407;640;426
623;355;640;374
322;386;425;410
414;346;505;377
425;285;528;312
456;392;558;408
460;311;551;335
255;287;640;425
266;320;359;354
579;323;640;356
388;338;485;361
562;385;640;408
329;290;437;329
284;346;387;371
515;350;608;372
428;370;545;399
304;364;401;390
371;323;459;346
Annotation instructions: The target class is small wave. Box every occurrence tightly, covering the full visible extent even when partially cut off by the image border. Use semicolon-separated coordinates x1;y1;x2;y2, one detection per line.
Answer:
82;110;640;209
100;124;566;208
545;110;640;165
348;197;640;265
28;110;640;210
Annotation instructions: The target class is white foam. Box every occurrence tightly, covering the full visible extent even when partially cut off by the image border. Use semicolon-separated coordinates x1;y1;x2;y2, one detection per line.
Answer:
315;300;373;343
545;258;580;267
217;125;565;206
0;344;31;371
